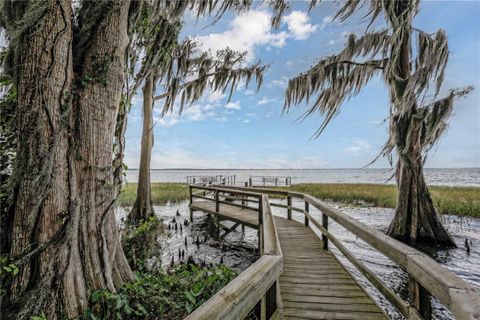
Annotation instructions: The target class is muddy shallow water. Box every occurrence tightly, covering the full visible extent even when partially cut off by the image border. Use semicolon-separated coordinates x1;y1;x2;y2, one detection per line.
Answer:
118;200;479;320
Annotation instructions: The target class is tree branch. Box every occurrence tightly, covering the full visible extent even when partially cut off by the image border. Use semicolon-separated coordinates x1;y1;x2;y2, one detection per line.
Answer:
153;71;218;101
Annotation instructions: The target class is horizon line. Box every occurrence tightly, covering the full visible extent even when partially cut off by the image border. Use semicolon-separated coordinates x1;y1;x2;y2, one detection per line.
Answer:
126;167;479;170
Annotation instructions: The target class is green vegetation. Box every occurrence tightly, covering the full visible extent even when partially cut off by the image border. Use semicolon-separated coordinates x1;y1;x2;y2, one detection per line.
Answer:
80;214;237;320
289;184;480;217
120;182;479;217
83;264;237;320
119;183;189;206
123;216;164;271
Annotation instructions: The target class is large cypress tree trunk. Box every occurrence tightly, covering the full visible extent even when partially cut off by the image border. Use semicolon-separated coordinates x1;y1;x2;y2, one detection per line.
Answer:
385;1;455;247
387;119;456;246
127;75;156;226
4;1;134;319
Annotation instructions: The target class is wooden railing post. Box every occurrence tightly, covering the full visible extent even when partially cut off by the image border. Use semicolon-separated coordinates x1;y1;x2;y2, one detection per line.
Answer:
265;282;277;319
249;178;252;187
322;212;328;250
189;185;193;204
304;201;309;226
287;196;292;220
409;276;432;320
215;189;220;213
189;185;193;222
258;195;264;254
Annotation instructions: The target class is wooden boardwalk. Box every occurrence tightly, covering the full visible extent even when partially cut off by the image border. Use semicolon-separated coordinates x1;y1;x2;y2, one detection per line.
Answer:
190;197;386;319
190;200;259;228
187;185;480;320
275;217;386;320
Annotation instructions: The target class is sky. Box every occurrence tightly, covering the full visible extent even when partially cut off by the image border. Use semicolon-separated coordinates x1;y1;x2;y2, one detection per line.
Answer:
124;1;480;169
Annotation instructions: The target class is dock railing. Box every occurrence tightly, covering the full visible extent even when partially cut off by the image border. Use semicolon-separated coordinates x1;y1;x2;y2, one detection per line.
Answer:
186;175;236;186
248;176;291;187
185;185;283;320
209;185;480;320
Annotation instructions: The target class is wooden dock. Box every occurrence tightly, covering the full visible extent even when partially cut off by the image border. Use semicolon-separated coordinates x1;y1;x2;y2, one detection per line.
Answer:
190;200;259;229
186;184;480;320
275;217;386;320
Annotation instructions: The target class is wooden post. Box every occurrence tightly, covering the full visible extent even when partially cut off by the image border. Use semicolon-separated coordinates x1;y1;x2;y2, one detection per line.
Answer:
193;177;196;184
215;190;219;213
244;182;248;187
409;276;432;320
304;201;309;226
265;282;277;320
287;196;292;220
285;177;288;186
249;178;252;187
258;196;264;254
260;296;267;320
322;213;328;250
189;185;194;222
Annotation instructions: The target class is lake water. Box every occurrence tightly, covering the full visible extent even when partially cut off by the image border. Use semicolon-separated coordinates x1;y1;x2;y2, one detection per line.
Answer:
125;168;480;186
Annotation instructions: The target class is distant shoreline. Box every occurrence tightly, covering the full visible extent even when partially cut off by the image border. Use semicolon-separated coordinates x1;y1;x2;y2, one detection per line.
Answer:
127;167;480;171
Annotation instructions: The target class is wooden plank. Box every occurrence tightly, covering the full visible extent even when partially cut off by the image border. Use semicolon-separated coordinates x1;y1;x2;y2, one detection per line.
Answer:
282;293;372;305
283;309;386;320
283;301;382;313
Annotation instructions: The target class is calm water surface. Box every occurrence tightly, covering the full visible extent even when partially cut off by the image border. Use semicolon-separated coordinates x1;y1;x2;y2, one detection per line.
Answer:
118;199;480;320
125;168;480;186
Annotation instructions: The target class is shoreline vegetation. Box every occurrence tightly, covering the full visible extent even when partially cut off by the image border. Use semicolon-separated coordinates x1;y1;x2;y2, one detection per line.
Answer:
119;183;480;217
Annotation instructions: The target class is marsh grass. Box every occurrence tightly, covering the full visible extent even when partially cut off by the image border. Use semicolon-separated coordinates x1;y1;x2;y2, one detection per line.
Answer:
119;183;189;206
119;183;479;217
289;183;480;217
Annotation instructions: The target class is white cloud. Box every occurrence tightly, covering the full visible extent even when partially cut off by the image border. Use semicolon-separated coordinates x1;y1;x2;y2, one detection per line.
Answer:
207;90;225;103
225;101;241;110
258;97;277;105
344;139;372;156
284;11;318;40
149;147;233;169
196;9;317;62
243;89;256;96
196;10;288;61
320;15;343;30
271;76;289;88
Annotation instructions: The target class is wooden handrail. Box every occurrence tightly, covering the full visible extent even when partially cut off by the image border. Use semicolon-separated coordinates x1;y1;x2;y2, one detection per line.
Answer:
211;184;303;198
184;255;282;320
187;187;283;320
302;194;480;320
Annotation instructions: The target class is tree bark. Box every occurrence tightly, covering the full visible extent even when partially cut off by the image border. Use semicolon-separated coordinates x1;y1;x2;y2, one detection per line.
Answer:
4;1;135;319
387;117;455;246
128;75;156;226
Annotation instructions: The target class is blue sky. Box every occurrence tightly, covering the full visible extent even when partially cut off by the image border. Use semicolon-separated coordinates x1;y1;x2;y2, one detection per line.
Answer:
124;1;480;169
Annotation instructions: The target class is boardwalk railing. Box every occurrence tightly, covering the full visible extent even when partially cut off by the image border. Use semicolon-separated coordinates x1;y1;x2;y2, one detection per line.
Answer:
248;176;292;187
208;185;480;320
186;175;236;186
185;185;283;320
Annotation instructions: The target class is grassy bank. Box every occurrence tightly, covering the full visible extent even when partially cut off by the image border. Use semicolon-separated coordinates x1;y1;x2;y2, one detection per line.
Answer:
119;182;480;217
119;183;189;207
